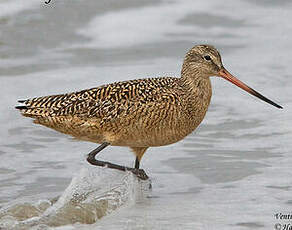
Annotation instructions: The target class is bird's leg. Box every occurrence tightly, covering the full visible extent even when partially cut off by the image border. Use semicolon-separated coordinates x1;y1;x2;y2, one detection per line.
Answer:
87;142;110;166
130;147;149;179
132;156;149;180
134;156;140;169
87;143;148;180
87;142;130;172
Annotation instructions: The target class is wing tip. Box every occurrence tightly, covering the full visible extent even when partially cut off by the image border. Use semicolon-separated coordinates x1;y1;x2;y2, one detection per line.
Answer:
15;105;28;110
16;99;29;110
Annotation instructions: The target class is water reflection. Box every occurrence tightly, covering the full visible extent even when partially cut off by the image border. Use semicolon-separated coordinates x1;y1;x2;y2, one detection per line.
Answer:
164;116;283;184
245;0;292;7
179;13;249;28
164;150;272;184
4;142;45;154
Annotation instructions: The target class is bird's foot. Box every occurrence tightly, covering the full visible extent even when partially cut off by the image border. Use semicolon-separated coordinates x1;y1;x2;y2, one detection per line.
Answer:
130;168;149;180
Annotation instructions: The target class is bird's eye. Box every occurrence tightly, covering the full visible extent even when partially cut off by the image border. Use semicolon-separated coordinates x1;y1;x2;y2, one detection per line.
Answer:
204;55;212;61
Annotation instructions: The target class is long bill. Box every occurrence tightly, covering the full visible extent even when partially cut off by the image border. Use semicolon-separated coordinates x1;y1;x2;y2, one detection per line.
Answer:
218;68;283;109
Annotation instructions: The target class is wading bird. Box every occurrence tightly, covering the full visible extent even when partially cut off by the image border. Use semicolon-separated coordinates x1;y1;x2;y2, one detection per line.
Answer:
16;45;282;180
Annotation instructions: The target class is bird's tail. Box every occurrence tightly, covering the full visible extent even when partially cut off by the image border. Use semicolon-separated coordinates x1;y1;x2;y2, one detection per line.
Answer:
15;98;51;118
15;93;68;118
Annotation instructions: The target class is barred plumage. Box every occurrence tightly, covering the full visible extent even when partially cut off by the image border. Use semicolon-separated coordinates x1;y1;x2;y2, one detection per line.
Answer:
16;45;281;178
16;75;210;148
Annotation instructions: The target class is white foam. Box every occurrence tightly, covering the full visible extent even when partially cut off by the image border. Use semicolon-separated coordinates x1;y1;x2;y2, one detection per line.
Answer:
0;166;151;229
0;0;40;19
77;0;214;49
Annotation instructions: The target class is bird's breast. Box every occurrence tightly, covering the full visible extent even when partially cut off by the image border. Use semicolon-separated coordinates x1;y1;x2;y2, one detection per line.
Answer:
111;88;212;147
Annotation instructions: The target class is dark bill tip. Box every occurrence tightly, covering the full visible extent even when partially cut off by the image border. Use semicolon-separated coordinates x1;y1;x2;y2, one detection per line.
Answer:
218;68;283;109
249;87;283;109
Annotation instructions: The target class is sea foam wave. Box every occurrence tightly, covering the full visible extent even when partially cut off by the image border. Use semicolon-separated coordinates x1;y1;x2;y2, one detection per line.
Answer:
0;0;40;19
0;167;151;229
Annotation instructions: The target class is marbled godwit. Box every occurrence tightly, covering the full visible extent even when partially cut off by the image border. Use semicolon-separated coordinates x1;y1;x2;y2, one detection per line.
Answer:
16;45;282;180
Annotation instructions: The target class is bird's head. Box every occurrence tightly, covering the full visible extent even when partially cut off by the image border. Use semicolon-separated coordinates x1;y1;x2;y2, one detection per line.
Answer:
182;44;282;109
183;44;223;77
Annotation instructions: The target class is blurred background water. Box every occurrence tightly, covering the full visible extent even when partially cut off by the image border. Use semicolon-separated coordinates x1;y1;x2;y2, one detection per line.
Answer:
0;0;291;229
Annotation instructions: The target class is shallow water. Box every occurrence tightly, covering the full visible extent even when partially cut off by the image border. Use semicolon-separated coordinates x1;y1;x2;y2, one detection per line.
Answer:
0;0;292;229
0;167;150;229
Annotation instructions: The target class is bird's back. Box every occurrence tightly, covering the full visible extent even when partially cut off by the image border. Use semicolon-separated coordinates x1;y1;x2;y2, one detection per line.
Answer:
16;77;199;146
17;77;179;118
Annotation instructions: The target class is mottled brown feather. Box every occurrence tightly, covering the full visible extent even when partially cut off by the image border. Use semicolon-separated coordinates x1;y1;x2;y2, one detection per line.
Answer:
16;45;219;161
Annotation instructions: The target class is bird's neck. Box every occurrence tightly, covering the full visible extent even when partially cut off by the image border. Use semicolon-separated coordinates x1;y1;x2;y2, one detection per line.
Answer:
180;65;211;94
179;65;212;118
